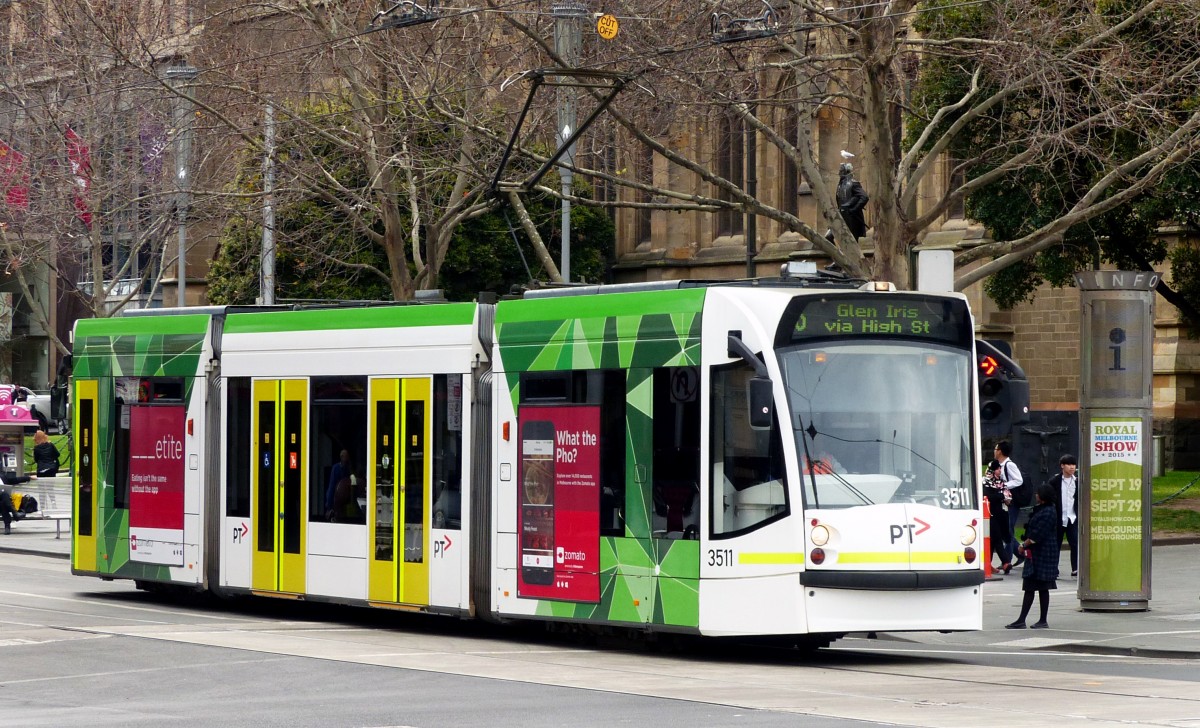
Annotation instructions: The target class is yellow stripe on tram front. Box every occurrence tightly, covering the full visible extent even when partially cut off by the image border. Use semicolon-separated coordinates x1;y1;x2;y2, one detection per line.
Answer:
835;551;964;565
738;552;806;565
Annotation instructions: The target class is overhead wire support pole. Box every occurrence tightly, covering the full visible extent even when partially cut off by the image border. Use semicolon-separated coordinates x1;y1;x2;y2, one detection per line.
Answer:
491;74;545;194
520;73;631;190
490;69;632;194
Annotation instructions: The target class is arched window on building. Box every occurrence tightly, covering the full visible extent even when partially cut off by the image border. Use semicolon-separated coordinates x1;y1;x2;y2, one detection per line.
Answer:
947;157;965;219
636;144;653;245
781;105;814;218
715;111;744;237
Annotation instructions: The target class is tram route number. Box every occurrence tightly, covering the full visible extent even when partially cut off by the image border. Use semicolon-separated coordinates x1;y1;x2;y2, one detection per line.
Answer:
707;548;734;567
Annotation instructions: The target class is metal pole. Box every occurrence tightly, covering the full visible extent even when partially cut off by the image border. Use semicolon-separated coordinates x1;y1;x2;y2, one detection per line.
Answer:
261;100;276;305
745;102;757;278
165;65;198;308
553;1;585;282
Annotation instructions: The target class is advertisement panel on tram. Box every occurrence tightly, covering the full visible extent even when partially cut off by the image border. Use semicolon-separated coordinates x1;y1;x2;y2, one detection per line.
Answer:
517;405;601;603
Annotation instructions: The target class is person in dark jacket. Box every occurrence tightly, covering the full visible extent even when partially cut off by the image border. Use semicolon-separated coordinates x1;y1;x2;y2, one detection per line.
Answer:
1048;454;1079;576
983;459;1011;569
1005;484;1060;629
32;430;60;477
0;487;16;534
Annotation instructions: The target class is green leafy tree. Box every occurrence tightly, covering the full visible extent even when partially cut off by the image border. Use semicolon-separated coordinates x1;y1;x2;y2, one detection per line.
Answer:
910;0;1200;329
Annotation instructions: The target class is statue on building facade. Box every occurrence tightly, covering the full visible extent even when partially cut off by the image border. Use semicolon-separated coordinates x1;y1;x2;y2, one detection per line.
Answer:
836;162;869;241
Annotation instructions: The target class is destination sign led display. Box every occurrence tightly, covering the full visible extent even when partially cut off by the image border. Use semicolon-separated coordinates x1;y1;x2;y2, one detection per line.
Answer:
776;294;971;347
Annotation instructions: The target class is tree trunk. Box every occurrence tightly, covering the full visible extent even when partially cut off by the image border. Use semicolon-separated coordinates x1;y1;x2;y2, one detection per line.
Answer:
860;13;909;288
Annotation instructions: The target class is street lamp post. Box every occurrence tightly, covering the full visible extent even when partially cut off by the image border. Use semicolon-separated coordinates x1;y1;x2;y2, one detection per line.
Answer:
165;64;198;308
553;1;585;283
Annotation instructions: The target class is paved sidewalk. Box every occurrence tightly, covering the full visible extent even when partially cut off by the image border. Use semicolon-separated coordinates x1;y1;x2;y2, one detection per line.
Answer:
1;516;72;557
5;519;1200;658
884;541;1200;658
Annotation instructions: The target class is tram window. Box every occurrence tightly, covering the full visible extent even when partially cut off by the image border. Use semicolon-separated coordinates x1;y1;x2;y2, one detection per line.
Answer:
432;374;462;530
375;399;396;560
600;370;625;537
112;398;131;510
520;370;605;404
523;372;571;401
710;362;788;538
116;376;185;404
77;398;94;536
311;376;367;524
256;399;276;552
148;379;184;402
226;377;252;517
651;367;700;539
404;399;426;562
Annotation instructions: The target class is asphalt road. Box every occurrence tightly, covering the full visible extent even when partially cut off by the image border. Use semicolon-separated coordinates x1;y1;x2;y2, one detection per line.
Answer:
5;552;1200;727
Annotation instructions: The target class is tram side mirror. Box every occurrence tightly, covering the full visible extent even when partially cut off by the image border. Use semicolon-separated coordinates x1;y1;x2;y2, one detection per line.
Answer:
748;376;774;430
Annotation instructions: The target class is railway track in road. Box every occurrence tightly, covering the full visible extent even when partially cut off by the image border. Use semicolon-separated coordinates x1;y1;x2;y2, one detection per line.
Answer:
5;553;1200;727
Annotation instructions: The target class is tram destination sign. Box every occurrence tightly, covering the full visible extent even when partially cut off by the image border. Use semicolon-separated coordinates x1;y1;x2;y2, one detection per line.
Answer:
780;294;971;346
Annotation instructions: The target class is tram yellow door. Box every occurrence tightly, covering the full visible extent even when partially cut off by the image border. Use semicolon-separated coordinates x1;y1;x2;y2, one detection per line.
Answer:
368;378;431;606
72;379;98;573
251;379;308;594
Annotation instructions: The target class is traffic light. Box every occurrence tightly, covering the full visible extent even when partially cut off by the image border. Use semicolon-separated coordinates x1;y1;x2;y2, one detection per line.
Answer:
976;340;1030;438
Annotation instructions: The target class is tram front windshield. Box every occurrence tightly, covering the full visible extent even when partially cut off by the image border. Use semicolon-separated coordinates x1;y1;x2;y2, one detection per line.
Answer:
780;341;975;510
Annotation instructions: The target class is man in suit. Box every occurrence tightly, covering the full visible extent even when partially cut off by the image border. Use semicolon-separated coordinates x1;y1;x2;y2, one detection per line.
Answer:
1048;454;1079;577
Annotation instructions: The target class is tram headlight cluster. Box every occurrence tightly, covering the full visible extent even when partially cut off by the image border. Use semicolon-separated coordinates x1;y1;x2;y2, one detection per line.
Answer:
959;525;977;546
809;521;831;565
961;524;979;564
810;523;830;546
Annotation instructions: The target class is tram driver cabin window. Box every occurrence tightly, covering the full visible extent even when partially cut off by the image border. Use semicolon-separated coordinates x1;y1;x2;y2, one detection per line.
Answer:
710;363;788;537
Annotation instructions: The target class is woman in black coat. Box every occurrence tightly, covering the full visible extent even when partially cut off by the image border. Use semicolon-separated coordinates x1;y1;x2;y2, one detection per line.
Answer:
32;430;60;477
1005;484;1060;629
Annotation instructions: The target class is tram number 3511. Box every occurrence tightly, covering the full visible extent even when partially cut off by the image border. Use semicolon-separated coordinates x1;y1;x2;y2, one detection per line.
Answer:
707;548;734;567
941;486;971;507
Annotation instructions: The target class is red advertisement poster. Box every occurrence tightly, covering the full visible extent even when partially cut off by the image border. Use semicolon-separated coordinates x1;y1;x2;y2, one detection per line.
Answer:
128;405;186;566
517;405;601;602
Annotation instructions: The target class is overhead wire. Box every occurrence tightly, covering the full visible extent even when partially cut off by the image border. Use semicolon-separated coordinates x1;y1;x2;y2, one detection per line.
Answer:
0;0;999;169
0;0;997;124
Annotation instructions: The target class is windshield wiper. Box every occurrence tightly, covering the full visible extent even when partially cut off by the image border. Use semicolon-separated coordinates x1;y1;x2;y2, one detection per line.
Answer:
798;427;873;507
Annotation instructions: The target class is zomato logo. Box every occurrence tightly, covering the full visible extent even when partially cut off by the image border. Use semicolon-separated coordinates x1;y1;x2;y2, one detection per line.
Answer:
556;546;586;564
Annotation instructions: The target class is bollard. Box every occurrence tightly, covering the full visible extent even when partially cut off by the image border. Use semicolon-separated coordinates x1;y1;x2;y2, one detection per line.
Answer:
983;496;994;580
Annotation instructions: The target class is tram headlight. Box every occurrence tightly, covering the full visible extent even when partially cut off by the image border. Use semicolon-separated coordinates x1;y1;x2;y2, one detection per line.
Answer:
960;525;977;546
810;524;830;546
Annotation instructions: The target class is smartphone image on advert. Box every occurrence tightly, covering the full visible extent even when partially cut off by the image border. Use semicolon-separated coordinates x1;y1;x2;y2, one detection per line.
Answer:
520;420;555;586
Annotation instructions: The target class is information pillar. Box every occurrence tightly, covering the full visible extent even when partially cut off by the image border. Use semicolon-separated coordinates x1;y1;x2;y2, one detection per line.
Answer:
1076;270;1157;611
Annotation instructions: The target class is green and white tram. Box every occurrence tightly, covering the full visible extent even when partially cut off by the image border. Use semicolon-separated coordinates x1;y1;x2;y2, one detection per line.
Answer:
70;274;985;642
